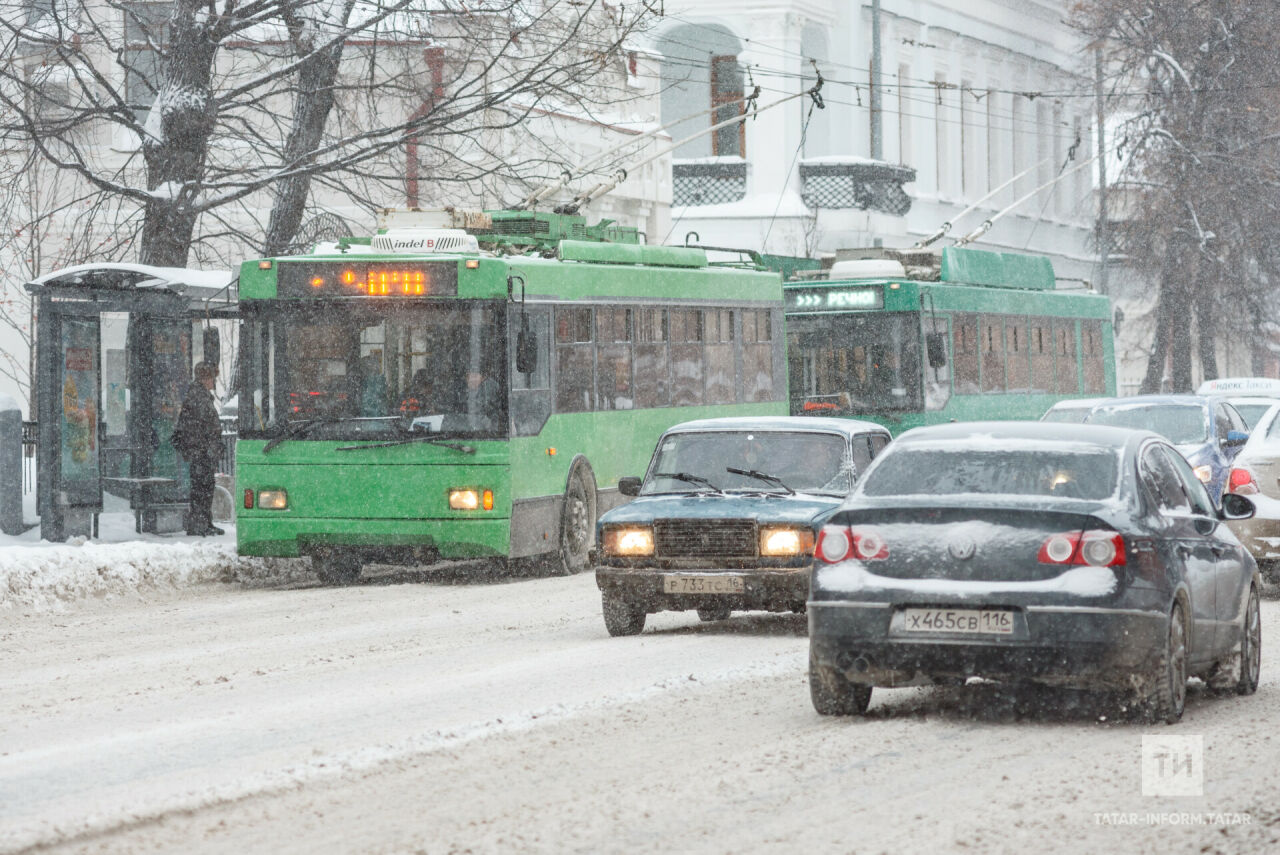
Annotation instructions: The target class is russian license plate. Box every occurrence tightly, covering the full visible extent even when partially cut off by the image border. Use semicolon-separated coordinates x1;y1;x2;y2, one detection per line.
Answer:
663;575;745;595
901;608;1015;635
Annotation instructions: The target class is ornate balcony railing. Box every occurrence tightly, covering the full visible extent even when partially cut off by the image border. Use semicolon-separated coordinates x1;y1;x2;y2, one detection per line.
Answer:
672;160;748;207
799;160;916;215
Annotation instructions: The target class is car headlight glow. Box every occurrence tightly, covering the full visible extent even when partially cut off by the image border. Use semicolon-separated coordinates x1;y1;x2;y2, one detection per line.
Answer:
760;526;815;557
602;525;655;557
257;489;288;510
1192;464;1213;483
448;488;492;510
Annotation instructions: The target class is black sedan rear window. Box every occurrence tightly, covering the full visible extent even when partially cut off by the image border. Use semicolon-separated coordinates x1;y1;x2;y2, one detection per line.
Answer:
859;444;1120;500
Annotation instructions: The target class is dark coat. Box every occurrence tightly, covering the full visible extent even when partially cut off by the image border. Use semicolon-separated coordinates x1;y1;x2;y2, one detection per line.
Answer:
173;382;223;462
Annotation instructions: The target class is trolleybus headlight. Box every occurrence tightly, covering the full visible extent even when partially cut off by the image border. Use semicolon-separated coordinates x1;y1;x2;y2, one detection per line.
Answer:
602;525;655;557
1192;464;1213;483
449;488;493;510
257;489;288;509
759;526;814;557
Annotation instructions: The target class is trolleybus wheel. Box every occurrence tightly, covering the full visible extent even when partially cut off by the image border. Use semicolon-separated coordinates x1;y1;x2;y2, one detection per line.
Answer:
314;552;362;586
556;469;596;575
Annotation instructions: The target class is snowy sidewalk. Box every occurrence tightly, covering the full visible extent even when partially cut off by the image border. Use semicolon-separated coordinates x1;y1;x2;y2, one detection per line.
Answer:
0;487;298;612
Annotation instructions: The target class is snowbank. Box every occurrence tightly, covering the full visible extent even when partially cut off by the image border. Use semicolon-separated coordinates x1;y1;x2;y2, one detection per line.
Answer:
2;541;238;612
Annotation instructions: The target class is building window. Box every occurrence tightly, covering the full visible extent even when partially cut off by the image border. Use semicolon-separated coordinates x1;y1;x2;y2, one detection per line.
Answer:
123;3;171;125
711;55;745;157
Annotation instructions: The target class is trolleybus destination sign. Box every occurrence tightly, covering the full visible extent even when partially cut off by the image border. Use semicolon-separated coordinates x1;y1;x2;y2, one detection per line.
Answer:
784;286;884;312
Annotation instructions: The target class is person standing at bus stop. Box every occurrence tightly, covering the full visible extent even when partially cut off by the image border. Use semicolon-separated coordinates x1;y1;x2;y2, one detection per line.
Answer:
173;361;224;537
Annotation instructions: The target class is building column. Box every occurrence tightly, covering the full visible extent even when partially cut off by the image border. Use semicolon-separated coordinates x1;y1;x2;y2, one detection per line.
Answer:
739;12;806;201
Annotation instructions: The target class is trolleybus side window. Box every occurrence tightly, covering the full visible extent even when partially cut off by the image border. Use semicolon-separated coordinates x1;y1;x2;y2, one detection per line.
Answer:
923;315;951;411
953;313;979;395
980;314;1006;393
1053;318;1079;394
1005;315;1031;392
511;307;552;437
705;308;735;405
555;306;594;412
1030;318;1054;393
596;307;634;411
742;308;774;403
635;307;670;408
1081;319;1106;394
670;308;705;406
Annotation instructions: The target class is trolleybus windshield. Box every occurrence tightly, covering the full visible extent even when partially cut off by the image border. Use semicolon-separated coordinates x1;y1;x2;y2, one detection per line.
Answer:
240;301;508;440
787;311;922;413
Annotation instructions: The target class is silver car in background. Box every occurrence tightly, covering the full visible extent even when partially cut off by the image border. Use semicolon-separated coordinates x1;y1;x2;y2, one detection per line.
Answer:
1223;402;1280;582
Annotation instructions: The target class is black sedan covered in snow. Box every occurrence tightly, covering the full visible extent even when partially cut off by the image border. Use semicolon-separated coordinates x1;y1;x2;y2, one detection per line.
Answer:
808;422;1262;722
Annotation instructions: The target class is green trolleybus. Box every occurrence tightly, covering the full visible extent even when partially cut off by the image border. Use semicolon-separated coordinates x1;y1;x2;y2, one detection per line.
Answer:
785;245;1115;435
234;211;786;582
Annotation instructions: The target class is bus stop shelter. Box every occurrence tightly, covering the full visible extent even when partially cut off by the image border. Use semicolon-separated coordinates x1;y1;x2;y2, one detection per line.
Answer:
26;264;236;541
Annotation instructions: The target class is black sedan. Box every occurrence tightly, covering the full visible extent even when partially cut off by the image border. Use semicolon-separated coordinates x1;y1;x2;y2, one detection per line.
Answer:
808;422;1262;723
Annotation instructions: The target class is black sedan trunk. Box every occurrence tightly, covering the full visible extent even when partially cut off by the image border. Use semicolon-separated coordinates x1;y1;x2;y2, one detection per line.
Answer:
835;506;1106;583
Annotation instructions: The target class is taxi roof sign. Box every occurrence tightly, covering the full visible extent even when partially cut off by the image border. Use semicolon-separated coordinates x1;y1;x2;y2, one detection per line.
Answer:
1196;376;1280;397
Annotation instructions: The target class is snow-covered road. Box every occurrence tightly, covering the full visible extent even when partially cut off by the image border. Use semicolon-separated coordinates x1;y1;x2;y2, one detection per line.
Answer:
2;566;1277;854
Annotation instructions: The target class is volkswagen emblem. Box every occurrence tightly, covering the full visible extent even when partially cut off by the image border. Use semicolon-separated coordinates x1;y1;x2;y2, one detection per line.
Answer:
948;537;976;560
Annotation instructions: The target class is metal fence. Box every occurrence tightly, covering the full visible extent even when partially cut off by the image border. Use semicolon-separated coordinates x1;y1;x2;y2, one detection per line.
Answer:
672;161;748;207
18;420;237;495
21;421;36;494
799;162;917;215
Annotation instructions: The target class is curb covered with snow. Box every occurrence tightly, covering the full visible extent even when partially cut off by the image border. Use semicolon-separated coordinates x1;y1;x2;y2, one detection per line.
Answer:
1;541;284;612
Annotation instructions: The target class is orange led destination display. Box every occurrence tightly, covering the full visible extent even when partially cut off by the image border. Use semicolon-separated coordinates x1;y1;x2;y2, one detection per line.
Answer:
277;261;459;298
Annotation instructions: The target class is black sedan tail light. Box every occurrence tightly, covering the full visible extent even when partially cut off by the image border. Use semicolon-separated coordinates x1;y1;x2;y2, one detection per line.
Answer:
816;525;888;563
1038;531;1126;567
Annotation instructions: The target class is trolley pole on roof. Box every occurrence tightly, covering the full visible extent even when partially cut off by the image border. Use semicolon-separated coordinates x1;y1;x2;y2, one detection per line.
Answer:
870;0;883;161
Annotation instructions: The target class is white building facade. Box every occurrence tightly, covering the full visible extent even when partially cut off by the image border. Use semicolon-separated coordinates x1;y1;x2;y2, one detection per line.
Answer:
654;0;1100;283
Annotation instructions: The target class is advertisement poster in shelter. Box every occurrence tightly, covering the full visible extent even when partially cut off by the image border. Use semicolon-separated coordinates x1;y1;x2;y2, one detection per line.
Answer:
59;318;100;502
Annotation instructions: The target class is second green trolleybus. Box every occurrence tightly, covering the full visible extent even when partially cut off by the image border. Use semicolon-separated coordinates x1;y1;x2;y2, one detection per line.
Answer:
234;210;786;582
786;245;1115;434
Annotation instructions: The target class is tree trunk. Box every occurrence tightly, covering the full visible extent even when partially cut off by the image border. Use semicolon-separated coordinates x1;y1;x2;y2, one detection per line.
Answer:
138;0;220;264
1139;240;1188;394
1194;269;1219;383
138;0;219;267
1167;279;1194;392
1138;291;1169;395
262;41;345;256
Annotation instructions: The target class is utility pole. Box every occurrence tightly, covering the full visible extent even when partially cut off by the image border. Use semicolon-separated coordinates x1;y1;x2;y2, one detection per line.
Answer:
870;0;883;160
1094;47;1109;294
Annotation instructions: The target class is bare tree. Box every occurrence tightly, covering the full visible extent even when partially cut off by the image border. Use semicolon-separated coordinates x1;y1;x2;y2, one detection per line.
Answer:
0;0;658;268
0;143;129;409
1074;0;1280;390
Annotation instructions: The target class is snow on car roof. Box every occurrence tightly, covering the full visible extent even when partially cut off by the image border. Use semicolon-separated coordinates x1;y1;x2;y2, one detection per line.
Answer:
1045;397;1107;410
1197;377;1280;397
893;420;1154;448
662;416;889;437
